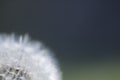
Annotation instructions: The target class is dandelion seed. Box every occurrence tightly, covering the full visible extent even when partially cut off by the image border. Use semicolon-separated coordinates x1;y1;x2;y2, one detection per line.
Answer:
0;34;62;80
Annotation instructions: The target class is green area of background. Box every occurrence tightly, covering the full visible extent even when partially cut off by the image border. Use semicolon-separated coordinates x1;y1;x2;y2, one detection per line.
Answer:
62;62;120;80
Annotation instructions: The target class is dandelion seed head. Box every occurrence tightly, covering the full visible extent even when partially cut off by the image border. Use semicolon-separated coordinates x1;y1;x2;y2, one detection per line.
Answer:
0;34;62;80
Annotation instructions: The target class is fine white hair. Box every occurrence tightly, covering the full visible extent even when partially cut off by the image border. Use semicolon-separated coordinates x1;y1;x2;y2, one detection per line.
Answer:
0;34;62;80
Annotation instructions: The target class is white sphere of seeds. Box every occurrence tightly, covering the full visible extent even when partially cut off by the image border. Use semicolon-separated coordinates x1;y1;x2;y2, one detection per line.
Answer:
0;34;62;80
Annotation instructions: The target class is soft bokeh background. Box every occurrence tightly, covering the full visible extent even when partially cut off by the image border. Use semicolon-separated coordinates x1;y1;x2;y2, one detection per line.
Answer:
0;0;120;80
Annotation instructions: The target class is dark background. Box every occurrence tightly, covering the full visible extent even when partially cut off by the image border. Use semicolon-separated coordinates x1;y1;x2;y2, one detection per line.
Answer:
0;0;120;66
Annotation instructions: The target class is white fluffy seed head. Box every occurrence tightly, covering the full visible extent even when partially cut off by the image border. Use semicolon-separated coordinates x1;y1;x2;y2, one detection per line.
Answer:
0;34;62;80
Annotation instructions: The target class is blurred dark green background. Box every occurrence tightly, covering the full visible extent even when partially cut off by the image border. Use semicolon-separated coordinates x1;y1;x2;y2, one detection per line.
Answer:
0;0;120;80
